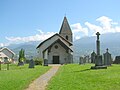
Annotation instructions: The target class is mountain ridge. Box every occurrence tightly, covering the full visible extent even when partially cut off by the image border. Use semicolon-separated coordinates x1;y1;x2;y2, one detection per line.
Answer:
4;32;120;60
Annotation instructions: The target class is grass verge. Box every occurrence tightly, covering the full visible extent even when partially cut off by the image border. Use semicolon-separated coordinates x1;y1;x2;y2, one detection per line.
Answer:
0;64;50;90
47;64;120;90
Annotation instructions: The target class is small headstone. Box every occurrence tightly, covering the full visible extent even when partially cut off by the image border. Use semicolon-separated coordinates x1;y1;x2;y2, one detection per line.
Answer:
44;59;48;66
79;56;84;64
7;64;9;70
91;51;96;63
113;56;120;64
4;57;9;64
0;61;1;70
4;57;10;70
84;55;90;63
103;48;112;66
29;59;35;68
18;62;24;66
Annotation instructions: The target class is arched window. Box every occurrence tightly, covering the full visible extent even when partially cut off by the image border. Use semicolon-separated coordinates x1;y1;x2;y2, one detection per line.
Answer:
66;35;68;40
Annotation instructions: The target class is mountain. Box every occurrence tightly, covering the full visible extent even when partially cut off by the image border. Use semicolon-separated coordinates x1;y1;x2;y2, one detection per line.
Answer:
6;32;120;61
7;41;40;60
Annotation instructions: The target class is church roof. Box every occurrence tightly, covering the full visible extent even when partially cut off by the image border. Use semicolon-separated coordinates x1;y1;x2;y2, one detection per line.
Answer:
43;39;73;52
36;33;72;49
59;16;72;34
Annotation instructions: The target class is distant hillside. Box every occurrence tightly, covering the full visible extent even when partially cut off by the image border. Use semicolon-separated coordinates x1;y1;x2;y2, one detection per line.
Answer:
6;32;120;61
7;41;40;60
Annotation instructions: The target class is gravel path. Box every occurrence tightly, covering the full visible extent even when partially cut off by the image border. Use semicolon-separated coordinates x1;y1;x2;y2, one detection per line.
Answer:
26;65;60;90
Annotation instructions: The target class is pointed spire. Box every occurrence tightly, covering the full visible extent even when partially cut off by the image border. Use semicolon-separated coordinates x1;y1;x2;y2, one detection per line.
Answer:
59;16;72;34
59;16;73;42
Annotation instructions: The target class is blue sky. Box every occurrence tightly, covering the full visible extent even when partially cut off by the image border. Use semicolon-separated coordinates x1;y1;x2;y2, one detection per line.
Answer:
0;0;120;46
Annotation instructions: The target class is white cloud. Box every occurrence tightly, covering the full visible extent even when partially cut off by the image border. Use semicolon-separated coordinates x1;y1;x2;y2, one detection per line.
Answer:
0;43;10;47
1;16;120;46
71;23;88;40
0;43;4;47
85;22;103;35
5;30;56;44
85;16;120;36
71;16;120;39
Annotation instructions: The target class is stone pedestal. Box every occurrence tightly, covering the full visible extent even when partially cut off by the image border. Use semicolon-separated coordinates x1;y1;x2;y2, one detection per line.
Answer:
95;55;102;66
91;55;107;69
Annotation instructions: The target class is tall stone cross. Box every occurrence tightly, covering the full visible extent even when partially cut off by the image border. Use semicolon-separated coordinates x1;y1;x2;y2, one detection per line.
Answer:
96;32;100;55
96;32;100;41
106;48;109;52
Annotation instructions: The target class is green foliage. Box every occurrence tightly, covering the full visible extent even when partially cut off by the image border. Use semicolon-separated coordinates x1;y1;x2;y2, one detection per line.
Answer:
47;64;120;90
34;57;43;65
0;64;51;90
18;49;26;62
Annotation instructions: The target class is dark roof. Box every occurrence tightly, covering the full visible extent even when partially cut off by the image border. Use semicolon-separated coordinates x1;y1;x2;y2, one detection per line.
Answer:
0;47;15;55
36;33;72;49
59;16;72;34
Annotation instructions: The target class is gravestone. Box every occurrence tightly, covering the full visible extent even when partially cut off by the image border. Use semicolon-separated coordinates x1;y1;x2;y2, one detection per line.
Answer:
29;59;35;68
44;59;48;66
91;51;96;63
79;56;84;64
84;55;90;63
103;48;112;66
0;61;1;70
113;56;120;64
83;56;86;64
4;57;9;64
4;57;10;70
91;32;107;69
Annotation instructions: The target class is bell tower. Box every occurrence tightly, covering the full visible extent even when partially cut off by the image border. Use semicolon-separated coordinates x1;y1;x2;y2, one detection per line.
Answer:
59;16;73;42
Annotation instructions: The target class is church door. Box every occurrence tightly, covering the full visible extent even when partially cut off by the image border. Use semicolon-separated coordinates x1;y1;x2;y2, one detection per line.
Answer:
53;56;59;64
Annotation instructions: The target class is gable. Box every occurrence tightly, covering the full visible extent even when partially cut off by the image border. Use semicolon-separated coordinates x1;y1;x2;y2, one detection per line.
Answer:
37;33;72;49
43;39;73;53
0;47;15;59
36;33;73;53
0;47;15;55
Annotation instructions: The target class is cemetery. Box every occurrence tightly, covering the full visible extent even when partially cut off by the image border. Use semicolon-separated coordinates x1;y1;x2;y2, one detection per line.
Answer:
0;17;120;90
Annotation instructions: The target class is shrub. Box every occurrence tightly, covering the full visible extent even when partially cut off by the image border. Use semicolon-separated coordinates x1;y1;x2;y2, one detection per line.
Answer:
34;57;43;65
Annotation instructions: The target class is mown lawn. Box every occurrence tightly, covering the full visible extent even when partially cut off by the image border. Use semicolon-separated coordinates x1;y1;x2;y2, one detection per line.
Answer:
47;64;120;90
0;64;50;90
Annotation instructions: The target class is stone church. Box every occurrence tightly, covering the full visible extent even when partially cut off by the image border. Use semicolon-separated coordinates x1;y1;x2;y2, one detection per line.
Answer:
37;16;73;65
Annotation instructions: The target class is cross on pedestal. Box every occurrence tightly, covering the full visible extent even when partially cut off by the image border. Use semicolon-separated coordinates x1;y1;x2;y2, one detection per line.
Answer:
96;32;100;40
91;32;107;69
96;32;100;55
106;48;109;52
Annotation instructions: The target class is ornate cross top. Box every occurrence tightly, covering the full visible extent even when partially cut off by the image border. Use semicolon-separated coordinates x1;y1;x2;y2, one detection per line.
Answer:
106;48;109;52
96;32;100;40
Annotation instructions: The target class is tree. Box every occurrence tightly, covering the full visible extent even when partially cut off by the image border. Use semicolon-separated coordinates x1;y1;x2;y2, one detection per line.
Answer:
18;49;26;66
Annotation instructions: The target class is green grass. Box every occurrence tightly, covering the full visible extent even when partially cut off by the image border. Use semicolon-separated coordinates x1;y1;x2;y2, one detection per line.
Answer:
0;64;51;90
47;64;120;90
